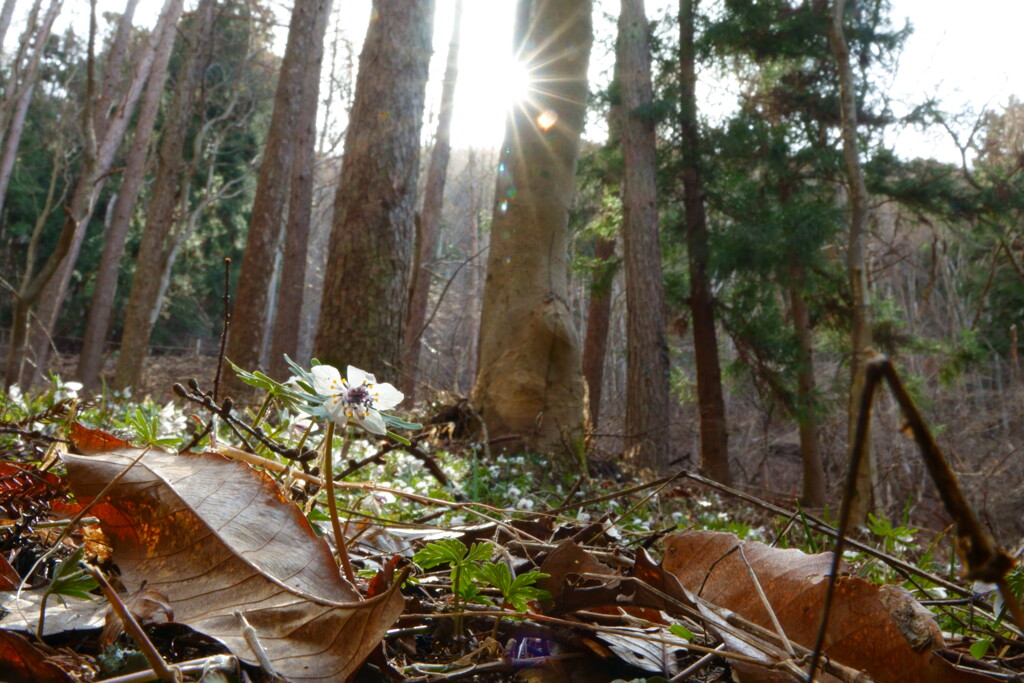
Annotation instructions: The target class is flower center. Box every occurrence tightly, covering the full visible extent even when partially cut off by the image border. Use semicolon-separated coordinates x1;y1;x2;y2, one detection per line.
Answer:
344;383;373;409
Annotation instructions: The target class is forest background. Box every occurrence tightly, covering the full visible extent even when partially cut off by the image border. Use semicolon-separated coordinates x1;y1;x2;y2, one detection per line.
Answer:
1;0;1023;545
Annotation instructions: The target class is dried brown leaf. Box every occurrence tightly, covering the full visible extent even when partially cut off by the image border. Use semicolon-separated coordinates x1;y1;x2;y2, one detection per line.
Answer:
0;628;73;682
663;529;996;683
64;424;405;682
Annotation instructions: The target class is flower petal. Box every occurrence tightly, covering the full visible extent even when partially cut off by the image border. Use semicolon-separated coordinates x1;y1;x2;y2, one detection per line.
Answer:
311;364;343;395
358;409;387;435
346;365;375;387
322;395;350;426
370;383;404;410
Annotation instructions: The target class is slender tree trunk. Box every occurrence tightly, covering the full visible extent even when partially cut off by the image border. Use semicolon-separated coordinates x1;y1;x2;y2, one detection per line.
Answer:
0;0;18;54
27;0;169;386
679;0;731;483
0;0;60;216
473;0;592;454
582;236;615;427
228;0;333;393
114;0;217;391
267;0;333;382
788;266;826;506
618;0;671;471
313;0;436;381
78;0;185;390
403;0;463;401
828;0;874;525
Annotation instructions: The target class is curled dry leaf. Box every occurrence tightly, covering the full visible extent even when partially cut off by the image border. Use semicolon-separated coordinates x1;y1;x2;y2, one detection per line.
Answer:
663;529;997;683
63;424;405;682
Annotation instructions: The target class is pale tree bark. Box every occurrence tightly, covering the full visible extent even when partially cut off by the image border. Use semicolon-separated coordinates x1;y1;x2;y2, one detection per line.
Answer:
26;0;170;387
402;0;463;401
0;0;61;217
228;0;333;392
114;0;218;391
679;0;731;483
77;0;186;390
0;0;17;53
473;0;592;454
313;0;435;380
618;0;671;472
581;236;615;427
828;0;874;525
788;266;826;507
266;0;333;382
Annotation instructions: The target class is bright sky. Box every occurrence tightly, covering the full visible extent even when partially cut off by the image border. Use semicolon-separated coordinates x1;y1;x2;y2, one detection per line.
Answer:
19;0;1024;161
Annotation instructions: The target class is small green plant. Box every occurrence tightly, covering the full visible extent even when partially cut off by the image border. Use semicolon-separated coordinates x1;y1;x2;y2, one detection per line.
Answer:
473;560;550;637
37;546;98;638
414;538;494;639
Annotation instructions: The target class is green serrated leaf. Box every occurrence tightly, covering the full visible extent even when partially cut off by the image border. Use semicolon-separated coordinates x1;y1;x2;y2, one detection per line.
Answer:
414;538;469;569
465;541;493;564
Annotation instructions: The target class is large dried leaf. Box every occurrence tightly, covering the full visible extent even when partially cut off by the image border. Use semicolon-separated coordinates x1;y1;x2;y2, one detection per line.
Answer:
63;424;404;682
0;628;73;682
663;530;995;682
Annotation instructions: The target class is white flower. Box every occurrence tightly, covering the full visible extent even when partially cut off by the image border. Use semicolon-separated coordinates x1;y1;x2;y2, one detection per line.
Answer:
310;364;404;435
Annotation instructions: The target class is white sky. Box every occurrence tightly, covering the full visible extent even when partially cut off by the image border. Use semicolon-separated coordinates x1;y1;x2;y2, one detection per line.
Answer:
19;0;1024;162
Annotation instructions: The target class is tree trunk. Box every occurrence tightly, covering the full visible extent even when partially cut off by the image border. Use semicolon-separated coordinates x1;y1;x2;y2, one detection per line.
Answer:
267;0;333;382
78;0;186;390
618;0;671;472
27;0;170;386
313;0;435;382
679;0;731;483
0;0;60;217
582;236;615;427
0;0;18;54
403;0;463;401
228;0;333;393
472;0;592;454
114;0;217;391
788;266;826;507
828;0;874;525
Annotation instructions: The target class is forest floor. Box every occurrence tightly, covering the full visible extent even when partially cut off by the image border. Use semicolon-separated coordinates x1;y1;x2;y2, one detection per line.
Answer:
1;353;1023;681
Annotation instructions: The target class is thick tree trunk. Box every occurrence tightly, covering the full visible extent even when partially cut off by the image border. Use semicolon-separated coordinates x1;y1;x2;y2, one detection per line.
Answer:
313;0;435;381
789;267;826;507
828;0;874;525
618;0;671;471
403;0;463;401
473;0;592;454
77;0;185;390
228;0;333;393
267;0;333;382
581;236;615;427
114;0;217;391
679;0;731;483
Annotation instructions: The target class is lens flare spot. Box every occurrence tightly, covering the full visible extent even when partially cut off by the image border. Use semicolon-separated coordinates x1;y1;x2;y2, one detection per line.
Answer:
506;188;516;199
536;110;558;131
500;200;509;213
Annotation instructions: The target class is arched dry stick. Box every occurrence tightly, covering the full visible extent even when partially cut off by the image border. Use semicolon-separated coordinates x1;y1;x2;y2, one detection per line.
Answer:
807;354;1022;681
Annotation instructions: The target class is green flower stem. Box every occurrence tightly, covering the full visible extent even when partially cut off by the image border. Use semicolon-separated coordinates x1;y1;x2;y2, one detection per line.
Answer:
490;599;508;641
250;391;274;431
451;562;464;642
322;421;355;584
